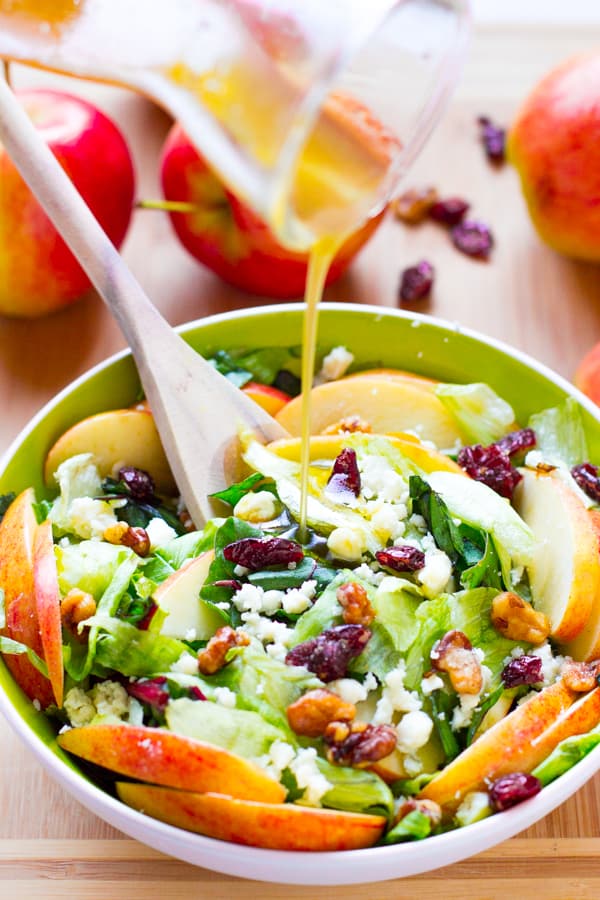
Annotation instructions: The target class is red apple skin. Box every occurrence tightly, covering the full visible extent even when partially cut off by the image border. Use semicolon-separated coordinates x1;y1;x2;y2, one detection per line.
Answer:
507;53;600;262
242;382;292;416
574;341;600;405
33;521;64;707
0;489;53;707
0;89;135;318
159;123;384;299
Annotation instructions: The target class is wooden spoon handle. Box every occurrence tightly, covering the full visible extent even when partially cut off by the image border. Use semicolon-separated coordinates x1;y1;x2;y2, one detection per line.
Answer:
0;78;288;525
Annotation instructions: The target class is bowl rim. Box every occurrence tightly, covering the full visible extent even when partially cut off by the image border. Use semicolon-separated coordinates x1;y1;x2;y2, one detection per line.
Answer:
1;301;600;885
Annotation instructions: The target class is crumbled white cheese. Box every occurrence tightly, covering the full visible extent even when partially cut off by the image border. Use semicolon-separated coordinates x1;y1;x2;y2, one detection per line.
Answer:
170;652;199;675
63;688;99;728
240;612;293;658
408;513;427;531
145;517;178;549
289;747;332;807
353;563;386;586
532;641;565;686
451;692;481;730
395;709;434;754
416;548;453;599
233;564;250;577
403;755;425;777
213;687;236;709
232;582;265;613
68;497;119;540
373;662;421;724
267;740;296;777
421;673;445;695
363;672;379;693
185;628;197;641
370;503;406;542
327;527;365;561
89;681;130;718
360;455;409;503
282;580;316;615
455;791;492;827
328;678;368;705
318;346;354;382
233;491;278;523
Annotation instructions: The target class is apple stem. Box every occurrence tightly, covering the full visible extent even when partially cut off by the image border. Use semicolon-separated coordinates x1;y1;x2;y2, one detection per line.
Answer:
136;199;199;214
1;61;11;89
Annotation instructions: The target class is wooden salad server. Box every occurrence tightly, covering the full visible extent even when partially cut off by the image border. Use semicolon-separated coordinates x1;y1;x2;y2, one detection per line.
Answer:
0;76;289;526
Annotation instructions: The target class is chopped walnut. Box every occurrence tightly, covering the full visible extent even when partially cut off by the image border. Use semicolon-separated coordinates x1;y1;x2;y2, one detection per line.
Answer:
321;416;372;435
197;626;250;675
561;659;600;693
286;688;356;737
103;522;150;557
392;186;439;224
336;582;375;627
324;720;397;767
395;797;442;829
431;629;483;695
60;589;96;636
491;592;550;645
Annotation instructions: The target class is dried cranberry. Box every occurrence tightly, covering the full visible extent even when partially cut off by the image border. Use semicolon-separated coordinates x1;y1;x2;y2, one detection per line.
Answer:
285;624;371;681
376;545;425;572
223;537;304;570
399;260;434;303
189;686;207;701
457;444;522;499
571;462;600;503
489;772;542;811
501;655;543;688
451;220;494;259
137;602;158;631
126;677;170;713
429;197;470;226
478;116;506;164
495;428;536;460
118;466;156;502
326;448;361;501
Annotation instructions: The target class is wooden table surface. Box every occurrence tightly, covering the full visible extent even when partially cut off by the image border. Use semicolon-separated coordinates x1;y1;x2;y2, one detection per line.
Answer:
1;22;600;900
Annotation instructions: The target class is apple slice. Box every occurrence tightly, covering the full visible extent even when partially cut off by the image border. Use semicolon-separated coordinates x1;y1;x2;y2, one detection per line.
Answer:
242;382;291;416
33;521;63;707
58;724;286;803
563;510;600;661
116;784;386;850
514;469;600;643
153;551;224;640
344;368;438;392
419;679;577;813
275;378;464;450
0;489;53;706
267;434;464;475
44;408;176;494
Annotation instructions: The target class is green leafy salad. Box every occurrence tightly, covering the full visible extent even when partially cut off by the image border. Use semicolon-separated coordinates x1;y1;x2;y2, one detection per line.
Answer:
2;344;600;851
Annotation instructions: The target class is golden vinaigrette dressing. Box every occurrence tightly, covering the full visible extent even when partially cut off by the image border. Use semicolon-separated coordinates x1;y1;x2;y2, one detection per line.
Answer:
0;0;396;528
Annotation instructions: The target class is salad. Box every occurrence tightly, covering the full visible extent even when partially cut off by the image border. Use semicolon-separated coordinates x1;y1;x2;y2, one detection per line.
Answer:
2;343;600;852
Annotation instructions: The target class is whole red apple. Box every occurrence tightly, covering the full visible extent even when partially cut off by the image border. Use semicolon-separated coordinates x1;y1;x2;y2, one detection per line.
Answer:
508;52;600;262
0;89;135;317
158;123;384;299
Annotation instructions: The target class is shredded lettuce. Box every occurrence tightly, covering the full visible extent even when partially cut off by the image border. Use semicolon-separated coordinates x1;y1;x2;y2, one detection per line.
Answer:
0;636;49;679
528;397;588;468
317;757;394;818
87;615;187;675
56;541;134;601
435;382;515;445
383;809;432;843
532;726;600;786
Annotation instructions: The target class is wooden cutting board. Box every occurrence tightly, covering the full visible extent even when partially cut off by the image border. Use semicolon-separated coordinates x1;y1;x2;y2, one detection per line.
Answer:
1;22;600;899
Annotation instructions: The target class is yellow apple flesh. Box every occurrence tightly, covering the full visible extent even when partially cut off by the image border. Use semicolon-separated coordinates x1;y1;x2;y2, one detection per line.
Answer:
33;520;64;707
514;469;600;643
44;408;175;494
153;551;224;640
58;724;286;803
117;784;386;850
275;381;464;451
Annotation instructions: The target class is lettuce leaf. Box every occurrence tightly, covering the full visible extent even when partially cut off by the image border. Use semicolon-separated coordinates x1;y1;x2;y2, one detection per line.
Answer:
317;757;394;818
435;382;515;445
383;809;432;843
87;615;187;675
532;726;600;786
528;397;588;468
0;636;49;678
56;541;136;601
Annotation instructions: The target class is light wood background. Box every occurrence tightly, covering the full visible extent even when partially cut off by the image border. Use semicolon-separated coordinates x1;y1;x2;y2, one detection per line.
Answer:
1;22;600;899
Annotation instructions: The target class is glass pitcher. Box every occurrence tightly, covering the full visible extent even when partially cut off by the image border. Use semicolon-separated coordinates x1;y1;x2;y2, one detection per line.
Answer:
0;0;470;248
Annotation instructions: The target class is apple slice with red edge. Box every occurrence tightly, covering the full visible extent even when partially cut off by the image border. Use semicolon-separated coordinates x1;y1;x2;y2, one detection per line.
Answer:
116;783;386;850
33;520;63;707
58;724;286;803
418;678;576;814
242;382;292;417
153;551;224;640
563;509;600;661
0;489;53;707
513;468;600;643
44;408;176;494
